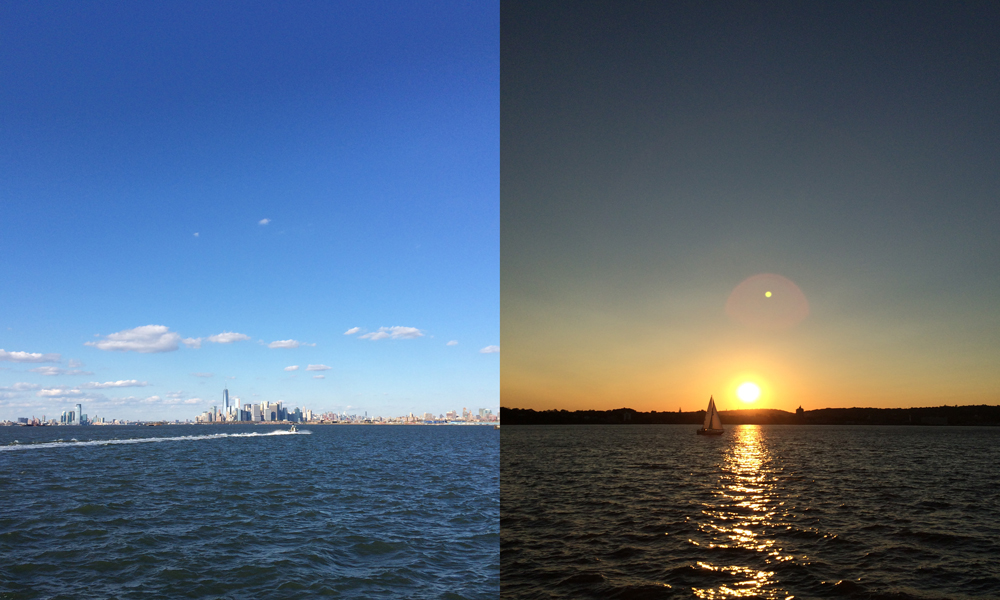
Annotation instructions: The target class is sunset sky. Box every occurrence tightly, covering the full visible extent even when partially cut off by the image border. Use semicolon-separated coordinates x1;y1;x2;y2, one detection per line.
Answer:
0;1;498;421
502;2;1000;412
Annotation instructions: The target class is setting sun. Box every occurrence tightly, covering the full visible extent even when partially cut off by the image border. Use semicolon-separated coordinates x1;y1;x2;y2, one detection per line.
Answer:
737;382;761;403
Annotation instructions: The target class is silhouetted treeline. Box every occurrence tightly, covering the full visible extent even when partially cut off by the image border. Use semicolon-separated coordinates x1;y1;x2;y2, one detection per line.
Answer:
500;405;1000;426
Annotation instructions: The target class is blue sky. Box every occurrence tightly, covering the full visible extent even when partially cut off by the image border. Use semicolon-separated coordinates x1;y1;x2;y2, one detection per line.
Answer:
1;1;499;421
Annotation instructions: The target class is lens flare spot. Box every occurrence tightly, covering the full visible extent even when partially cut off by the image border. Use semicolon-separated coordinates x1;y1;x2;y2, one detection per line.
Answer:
725;273;809;329
737;382;760;403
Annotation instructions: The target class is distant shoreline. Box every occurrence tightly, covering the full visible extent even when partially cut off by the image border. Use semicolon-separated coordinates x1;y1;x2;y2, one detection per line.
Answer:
500;405;1000;426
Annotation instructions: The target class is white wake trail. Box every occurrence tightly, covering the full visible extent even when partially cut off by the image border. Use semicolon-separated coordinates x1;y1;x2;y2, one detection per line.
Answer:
0;429;311;452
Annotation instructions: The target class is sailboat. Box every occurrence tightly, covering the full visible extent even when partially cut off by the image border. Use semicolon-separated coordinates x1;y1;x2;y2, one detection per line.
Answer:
696;395;724;435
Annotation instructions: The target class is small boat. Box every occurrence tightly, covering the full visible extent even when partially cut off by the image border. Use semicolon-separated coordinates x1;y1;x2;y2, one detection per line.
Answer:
289;425;297;433
697;396;724;435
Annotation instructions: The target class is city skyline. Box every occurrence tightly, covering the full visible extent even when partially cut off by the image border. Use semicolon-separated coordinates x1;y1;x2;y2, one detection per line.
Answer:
3;385;497;426
1;2;500;421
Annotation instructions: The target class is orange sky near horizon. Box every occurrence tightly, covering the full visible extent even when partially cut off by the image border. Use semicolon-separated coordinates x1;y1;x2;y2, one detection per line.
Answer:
501;273;999;413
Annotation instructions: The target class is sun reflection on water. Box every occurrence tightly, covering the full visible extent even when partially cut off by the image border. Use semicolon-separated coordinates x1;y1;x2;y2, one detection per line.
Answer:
692;425;794;599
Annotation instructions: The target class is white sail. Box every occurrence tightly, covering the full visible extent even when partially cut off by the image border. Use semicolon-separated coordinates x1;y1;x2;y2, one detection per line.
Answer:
703;396;722;430
710;407;723;430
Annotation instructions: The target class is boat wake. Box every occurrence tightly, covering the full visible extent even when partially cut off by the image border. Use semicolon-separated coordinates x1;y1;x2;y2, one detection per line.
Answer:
0;429;311;452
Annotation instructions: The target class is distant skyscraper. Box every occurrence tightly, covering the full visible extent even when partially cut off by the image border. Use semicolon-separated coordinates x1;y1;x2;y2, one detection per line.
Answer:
223;387;229;412
75;403;83;425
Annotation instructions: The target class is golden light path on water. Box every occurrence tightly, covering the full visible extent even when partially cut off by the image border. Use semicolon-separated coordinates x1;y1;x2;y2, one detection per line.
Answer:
693;426;795;599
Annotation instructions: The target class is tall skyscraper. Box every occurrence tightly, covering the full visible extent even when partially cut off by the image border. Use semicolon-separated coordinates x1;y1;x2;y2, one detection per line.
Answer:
223;387;229;413
75;403;83;425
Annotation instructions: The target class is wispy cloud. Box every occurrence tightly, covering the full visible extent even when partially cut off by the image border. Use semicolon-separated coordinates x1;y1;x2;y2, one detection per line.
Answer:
358;326;424;341
191;372;214;378
184;332;251;348
0;349;61;363
29;366;93;376
82;380;148;389
284;365;299;371
306;364;331;371
0;382;41;392
269;339;302;349
344;327;361;335
207;332;251;344
193;232;199;237
37;388;85;398
68;359;84;368
446;340;458;346
480;345;500;354
313;375;325;379
86;325;181;353
259;218;270;225
184;398;200;404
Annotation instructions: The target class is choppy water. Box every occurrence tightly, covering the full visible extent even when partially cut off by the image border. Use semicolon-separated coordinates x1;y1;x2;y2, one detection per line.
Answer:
1;424;498;599
501;425;1000;599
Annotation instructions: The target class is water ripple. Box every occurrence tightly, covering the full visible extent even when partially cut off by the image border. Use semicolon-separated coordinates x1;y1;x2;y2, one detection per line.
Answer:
1;424;498;599
501;424;1000;599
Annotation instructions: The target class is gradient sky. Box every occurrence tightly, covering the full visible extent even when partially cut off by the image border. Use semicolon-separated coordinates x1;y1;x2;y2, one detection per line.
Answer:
502;2;1000;412
1;1;499;421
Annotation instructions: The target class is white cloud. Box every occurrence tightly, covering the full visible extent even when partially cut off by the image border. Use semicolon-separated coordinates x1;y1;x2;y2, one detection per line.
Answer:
0;349;61;363
480;345;500;354
344;327;361;335
191;372;214;378
184;398;200;404
313;375;325;379
68;359;84;368
306;364;331;371
85;325;181;353
446;340;458;346
268;339;301;349
143;395;162;403
82;380;148;389
358;326;424;341
259;218;270;225
194;232;199;237
359;331;390;341
207;332;251;344
284;365;299;371
182;337;203;349
29;366;93;376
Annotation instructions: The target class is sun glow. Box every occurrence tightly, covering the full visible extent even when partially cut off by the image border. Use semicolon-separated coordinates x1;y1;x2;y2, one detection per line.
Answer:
737;382;760;403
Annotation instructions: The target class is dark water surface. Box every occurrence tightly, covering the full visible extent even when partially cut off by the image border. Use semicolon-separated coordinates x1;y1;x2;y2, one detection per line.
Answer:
501;425;1000;599
1;424;498;599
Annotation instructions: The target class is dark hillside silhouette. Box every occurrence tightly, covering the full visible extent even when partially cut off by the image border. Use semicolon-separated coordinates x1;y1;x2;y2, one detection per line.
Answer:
500;405;1000;426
